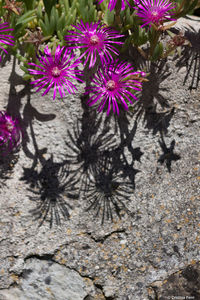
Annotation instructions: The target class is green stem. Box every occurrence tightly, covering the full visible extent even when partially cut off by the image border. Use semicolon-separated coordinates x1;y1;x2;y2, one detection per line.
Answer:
149;28;160;59
175;0;187;17
136;46;147;59
114;0;122;29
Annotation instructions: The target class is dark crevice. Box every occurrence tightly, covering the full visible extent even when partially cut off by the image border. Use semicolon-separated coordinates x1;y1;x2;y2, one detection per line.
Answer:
94;283;114;300
149;286;159;300
83;296;95;300
0;281;19;291
86;229;126;244
24;252;96;281
24;253;54;262
67;265;95;281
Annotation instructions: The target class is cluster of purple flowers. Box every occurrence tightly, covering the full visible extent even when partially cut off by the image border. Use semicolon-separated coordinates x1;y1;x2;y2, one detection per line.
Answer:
28;0;175;115
85;60;146;115
0;0;175;153
29;20;143;115
0;19;14;62
0;111;21;155
0;20;17;155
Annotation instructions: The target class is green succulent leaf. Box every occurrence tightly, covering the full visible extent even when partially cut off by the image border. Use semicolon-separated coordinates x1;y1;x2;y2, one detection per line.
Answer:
104;7;115;25
23;74;32;81
22;0;34;10
152;42;164;61
16;10;36;26
43;0;57;16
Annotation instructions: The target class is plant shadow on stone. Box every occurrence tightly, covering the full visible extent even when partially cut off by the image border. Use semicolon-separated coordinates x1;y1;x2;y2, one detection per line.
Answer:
157;133;181;173
65;96;143;224
176;24;200;89
21;154;79;228
4;57;79;227
84;152;134;224
20;95;79;228
0;152;19;188
133;59;175;135
65;95;117;193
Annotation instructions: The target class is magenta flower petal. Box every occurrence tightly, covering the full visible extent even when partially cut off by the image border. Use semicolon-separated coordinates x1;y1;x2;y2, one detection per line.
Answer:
85;60;145;115
135;0;176;27
0;111;21;155
65;21;124;68
0;19;14;61
98;0;131;11
28;45;83;99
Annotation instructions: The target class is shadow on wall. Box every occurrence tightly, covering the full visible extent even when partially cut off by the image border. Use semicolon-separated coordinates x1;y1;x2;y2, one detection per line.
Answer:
133;59;175;135
157;133;181;173
176;24;200;89
21;155;79;228
65;97;142;224
2;51;182;227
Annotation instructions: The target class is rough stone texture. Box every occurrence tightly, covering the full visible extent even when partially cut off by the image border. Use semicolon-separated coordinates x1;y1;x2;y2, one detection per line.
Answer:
0;17;199;300
0;258;88;300
148;261;200;300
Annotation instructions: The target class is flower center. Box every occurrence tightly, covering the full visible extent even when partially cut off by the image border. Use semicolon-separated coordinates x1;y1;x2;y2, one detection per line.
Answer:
5;121;14;132
152;10;158;17
106;80;117;91
51;66;61;77
151;9;160;22
90;34;99;45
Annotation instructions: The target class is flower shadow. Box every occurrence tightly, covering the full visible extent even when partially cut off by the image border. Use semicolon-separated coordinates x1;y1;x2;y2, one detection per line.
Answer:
84;153;134;224
65;97;117;195
157;133;181;173
133;60;174;134
21;154;79;228
5;56;81;227
65;98;143;223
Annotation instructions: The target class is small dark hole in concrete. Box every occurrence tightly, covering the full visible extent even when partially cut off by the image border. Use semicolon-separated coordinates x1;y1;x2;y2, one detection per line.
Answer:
44;275;51;285
22;269;33;279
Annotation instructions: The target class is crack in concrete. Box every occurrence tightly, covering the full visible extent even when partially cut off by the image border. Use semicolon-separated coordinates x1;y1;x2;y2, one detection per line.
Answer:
85;229;126;244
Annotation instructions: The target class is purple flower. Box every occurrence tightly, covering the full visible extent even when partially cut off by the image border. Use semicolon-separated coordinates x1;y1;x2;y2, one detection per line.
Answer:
28;45;83;100
85;60;145;115
98;0;131;11
135;0;175;27
133;0;140;4
65;20;124;68
0;111;21;155
0;19;14;61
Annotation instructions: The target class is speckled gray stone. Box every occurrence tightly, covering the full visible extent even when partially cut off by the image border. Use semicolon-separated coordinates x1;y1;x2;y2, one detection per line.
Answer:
0;258;87;300
0;16;199;300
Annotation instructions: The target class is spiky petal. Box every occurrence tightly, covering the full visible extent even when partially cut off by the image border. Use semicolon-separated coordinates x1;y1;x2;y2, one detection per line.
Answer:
65;20;124;68
0;19;14;61
85;60;145;115
98;0;131;11
28;45;83;100
0;111;21;155
135;0;176;27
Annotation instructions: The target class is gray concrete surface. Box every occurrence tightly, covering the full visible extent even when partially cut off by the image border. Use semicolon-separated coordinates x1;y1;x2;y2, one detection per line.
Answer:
0;17;199;300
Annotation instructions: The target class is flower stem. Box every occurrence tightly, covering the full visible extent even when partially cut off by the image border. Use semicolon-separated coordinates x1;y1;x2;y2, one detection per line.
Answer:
149;28;160;59
114;0;122;29
174;0;187;17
